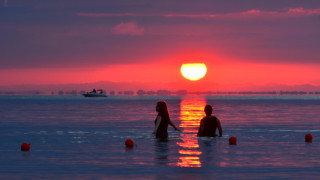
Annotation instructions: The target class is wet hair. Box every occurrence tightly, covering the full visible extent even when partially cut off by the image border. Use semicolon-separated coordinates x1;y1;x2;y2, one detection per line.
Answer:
156;101;170;118
204;105;213;116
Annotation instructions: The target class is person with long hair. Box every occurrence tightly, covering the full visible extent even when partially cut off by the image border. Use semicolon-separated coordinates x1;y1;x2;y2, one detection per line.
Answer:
197;105;223;137
153;101;180;139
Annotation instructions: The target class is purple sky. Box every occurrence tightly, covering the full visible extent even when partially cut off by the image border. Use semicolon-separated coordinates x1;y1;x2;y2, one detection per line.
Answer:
1;0;320;89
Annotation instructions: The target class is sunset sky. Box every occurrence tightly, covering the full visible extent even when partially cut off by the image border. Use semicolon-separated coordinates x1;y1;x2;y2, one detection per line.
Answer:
1;0;320;91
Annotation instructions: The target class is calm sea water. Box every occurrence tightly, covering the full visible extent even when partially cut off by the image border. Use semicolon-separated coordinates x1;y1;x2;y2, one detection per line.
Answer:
1;95;320;179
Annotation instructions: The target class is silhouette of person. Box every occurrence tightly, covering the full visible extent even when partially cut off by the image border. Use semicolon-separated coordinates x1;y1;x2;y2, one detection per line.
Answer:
92;89;96;93
153;101;180;139
197;105;223;137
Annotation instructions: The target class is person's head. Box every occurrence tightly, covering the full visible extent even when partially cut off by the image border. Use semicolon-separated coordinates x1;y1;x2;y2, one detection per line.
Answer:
204;105;213;116
156;101;169;116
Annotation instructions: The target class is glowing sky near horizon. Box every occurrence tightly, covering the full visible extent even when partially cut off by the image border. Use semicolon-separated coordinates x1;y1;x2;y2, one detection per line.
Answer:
1;0;320;90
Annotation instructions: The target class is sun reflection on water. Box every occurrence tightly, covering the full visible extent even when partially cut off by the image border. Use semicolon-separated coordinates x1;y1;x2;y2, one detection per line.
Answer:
176;98;207;167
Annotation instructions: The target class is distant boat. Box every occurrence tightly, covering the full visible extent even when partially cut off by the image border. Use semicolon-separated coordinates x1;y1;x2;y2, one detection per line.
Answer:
83;89;107;97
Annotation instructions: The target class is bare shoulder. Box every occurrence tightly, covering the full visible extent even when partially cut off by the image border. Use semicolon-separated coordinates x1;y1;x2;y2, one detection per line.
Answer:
212;116;220;121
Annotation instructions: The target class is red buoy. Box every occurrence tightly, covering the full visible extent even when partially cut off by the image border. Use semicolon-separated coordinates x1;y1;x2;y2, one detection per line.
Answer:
125;139;134;148
305;134;312;143
21;143;30;151
229;136;237;145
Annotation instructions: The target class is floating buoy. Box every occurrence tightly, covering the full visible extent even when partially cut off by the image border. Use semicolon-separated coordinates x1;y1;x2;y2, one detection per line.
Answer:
21;143;30;151
229;136;237;145
305;134;312;143
125;139;134;148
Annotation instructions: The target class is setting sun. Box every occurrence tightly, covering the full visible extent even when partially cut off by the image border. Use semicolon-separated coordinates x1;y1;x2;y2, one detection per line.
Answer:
180;63;207;81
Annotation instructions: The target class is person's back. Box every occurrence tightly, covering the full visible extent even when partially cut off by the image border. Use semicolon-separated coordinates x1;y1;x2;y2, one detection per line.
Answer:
199;116;219;137
153;101;180;139
197;105;222;137
154;114;169;138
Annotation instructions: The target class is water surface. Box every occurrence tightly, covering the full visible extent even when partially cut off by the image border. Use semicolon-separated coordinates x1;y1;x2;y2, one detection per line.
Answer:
0;95;320;179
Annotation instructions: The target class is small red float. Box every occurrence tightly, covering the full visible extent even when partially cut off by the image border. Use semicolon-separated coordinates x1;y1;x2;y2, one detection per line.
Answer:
305;134;312;143
229;136;237;145
21;143;31;151
125;139;134;148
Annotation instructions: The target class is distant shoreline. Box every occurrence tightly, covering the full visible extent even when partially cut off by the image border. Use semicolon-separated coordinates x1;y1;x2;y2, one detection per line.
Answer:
2;94;320;101
1;90;320;97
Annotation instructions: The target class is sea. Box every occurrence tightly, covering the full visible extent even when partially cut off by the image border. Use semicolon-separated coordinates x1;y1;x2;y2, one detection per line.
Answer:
1;95;320;179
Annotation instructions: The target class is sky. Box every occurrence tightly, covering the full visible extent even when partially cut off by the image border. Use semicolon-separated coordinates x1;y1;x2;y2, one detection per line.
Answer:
1;0;320;91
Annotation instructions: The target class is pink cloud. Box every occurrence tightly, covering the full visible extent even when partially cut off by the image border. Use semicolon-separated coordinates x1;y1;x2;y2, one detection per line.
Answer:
76;13;140;17
243;9;262;15
163;14;217;18
287;7;320;15
77;8;320;20
221;8;320;19
111;22;144;35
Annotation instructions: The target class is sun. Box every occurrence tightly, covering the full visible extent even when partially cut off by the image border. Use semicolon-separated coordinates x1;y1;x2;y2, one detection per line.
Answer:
180;63;207;81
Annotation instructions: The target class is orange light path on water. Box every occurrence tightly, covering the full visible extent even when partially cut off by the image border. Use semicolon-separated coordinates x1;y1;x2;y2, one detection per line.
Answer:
176;98;207;167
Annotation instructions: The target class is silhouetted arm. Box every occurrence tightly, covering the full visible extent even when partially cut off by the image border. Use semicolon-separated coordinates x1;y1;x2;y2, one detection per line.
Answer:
217;118;223;137
169;118;180;131
153;116;161;134
197;118;204;137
